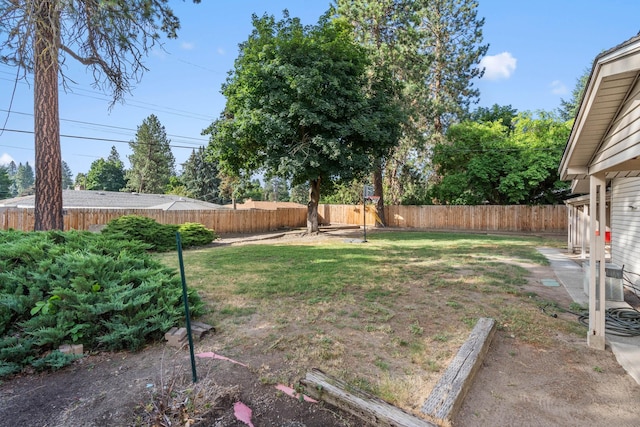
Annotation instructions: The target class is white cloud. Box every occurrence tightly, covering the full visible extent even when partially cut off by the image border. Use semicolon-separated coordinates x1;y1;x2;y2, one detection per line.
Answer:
181;41;195;51
217;47;226;56
151;47;167;59
0;153;14;166
480;52;517;81
550;80;568;95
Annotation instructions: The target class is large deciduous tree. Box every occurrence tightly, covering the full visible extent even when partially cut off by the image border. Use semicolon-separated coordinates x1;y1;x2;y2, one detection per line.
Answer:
430;112;571;205
466;103;518;131
86;146;126;191
0;0;199;230
126;115;175;194
205;11;402;233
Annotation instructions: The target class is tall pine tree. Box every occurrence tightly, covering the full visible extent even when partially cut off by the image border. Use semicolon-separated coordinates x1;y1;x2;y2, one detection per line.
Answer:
181;146;221;203
6;161;17;196
61;161;74;189
416;0;488;136
0;1;200;230
336;0;413;222
126;115;175;194
0;166;11;199
337;0;488;205
15;162;35;195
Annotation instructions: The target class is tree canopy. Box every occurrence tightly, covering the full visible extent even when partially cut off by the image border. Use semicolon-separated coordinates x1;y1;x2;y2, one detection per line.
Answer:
14;162;35;195
0;167;10;200
430;112;571;205
181;146;221;203
61;161;74;190
86;146;126;191
335;0;488;206
559;68;590;122
205;10;403;232
126;115;175;194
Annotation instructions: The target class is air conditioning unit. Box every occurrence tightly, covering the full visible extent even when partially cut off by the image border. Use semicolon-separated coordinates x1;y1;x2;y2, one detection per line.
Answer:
582;261;624;302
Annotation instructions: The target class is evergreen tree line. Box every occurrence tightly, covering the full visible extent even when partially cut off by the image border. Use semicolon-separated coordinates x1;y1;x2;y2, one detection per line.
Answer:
0;160;73;199
0;113;297;205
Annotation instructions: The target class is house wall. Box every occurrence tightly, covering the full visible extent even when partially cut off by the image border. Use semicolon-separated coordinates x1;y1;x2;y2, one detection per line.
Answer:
590;78;640;173
611;177;640;280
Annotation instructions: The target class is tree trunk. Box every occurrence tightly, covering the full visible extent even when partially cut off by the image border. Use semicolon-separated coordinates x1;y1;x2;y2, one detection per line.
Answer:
34;0;63;231
372;160;385;227
307;178;321;234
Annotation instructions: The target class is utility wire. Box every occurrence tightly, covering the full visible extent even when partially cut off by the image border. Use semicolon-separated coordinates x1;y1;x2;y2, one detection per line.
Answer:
0;73;215;123
0;127;205;150
0;65;21;138
0;109;209;144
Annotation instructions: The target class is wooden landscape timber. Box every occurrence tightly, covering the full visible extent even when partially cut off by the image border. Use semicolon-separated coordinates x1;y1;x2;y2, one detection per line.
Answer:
300;317;496;427
421;317;497;426
300;368;436;427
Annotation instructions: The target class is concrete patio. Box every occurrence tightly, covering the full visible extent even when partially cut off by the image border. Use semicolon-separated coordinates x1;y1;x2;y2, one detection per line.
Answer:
538;247;640;385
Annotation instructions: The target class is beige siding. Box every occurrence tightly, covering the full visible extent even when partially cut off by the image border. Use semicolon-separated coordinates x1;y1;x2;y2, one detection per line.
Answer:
611;178;640;278
591;78;640;172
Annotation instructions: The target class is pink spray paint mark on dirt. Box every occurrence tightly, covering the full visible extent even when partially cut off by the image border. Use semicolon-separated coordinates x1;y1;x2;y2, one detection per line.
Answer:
275;384;318;403
195;351;248;367
234;401;255;427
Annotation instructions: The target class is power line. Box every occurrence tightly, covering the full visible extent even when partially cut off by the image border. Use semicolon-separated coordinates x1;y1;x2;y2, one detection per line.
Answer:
0;67;217;123
64;87;215;122
0;127;206;150
0;65;22;138
0;108;209;144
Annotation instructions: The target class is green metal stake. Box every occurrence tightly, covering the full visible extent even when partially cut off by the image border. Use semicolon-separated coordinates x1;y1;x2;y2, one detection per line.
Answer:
176;232;197;383
363;187;367;242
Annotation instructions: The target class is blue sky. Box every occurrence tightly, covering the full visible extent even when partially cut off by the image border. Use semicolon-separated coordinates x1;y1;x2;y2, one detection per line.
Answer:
1;0;639;179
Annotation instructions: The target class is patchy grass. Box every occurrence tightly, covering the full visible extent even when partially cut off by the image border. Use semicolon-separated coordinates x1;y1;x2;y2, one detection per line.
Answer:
156;231;572;415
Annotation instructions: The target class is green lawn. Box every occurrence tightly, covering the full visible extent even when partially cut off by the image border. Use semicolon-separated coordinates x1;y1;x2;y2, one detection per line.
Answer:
160;231;556;299
155;231;577;411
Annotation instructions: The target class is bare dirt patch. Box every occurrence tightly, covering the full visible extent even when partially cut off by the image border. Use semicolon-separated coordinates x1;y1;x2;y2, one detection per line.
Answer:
1;229;639;427
455;255;640;426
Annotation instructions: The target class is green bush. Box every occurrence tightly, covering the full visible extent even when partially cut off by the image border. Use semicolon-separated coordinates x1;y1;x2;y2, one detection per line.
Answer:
178;222;217;247
0;230;204;377
101;215;217;251
101;215;176;251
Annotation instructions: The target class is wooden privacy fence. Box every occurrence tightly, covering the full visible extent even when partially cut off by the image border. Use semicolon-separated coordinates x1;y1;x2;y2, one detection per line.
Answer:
319;204;567;233
0;207;307;234
0;204;567;233
385;204;566;232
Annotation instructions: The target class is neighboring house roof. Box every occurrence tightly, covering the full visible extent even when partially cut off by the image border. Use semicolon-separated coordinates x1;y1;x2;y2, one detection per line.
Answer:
235;200;306;210
0;190;227;210
559;33;640;194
